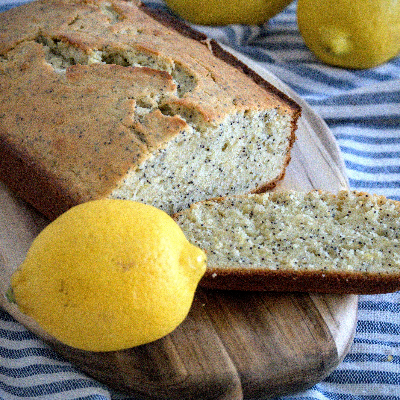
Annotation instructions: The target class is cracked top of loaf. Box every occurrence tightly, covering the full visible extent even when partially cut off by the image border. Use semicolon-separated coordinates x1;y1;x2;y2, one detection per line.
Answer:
0;0;300;219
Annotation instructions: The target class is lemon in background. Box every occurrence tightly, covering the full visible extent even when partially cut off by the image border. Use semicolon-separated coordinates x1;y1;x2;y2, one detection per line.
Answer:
164;0;294;25
297;0;400;69
10;200;206;352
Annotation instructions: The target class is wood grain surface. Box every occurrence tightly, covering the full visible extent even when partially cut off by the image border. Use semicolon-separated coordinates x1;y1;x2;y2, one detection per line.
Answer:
0;53;358;399
45;290;357;399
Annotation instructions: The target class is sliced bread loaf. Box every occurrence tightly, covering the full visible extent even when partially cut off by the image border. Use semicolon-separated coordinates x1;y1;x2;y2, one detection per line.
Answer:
173;190;400;294
0;0;300;220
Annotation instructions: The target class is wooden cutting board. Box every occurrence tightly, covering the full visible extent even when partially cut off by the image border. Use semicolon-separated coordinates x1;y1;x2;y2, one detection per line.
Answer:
0;54;358;399
49;289;357;399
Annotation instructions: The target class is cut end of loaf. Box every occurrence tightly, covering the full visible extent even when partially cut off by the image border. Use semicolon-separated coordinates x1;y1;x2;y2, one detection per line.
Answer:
174;190;400;294
110;109;294;214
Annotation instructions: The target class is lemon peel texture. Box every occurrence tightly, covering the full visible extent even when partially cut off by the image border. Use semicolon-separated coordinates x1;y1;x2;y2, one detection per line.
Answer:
297;0;400;69
164;0;294;26
10;200;206;352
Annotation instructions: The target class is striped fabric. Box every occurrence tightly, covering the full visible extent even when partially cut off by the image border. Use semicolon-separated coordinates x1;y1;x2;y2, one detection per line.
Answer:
1;0;400;399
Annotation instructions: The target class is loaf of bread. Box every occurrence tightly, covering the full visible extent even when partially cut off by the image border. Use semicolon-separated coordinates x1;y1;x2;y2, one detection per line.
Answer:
0;0;300;220
173;190;400;294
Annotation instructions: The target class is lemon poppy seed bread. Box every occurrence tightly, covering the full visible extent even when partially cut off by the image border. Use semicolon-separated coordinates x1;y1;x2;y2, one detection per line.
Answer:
0;0;300;220
173;190;400;294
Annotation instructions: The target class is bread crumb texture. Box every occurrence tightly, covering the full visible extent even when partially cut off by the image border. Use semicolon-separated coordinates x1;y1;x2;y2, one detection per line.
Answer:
0;0;299;217
175;190;400;275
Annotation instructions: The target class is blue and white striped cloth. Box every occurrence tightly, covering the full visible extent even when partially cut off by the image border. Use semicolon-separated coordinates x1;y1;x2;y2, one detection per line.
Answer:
1;0;400;398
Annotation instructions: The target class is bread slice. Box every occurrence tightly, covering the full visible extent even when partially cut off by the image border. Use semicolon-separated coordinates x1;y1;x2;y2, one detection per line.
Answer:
0;0;300;220
173;190;400;294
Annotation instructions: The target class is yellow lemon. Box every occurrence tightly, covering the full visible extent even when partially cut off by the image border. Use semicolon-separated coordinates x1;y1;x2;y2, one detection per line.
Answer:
297;0;400;69
10;200;206;352
164;0;294;25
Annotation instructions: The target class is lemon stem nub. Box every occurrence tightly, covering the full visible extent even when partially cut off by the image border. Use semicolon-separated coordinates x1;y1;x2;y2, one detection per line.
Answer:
320;26;352;56
6;287;16;304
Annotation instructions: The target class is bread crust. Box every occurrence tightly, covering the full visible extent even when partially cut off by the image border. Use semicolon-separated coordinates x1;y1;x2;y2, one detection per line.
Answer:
200;268;400;294
139;4;301;114
0;0;300;220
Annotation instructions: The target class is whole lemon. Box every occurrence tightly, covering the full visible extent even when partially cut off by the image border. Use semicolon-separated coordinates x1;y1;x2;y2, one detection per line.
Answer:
164;0;294;25
297;0;400;69
10;200;206;352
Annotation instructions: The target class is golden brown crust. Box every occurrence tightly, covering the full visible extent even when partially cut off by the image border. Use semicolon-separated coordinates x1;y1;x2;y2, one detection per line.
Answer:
1;41;183;218
140;4;301;115
0;0;300;220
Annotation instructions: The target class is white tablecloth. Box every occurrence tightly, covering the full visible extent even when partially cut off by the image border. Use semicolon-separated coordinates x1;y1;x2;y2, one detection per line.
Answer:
1;0;400;399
